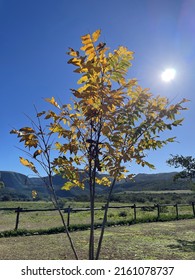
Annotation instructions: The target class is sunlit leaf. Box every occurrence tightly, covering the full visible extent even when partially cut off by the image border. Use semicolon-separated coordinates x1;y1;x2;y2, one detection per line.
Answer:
45;97;60;108
19;127;35;133
61;181;76;190
61;180;85;190
96;177;111;187
92;29;101;43
20;157;31;166
68;57;81;66
77;75;88;84
19;157;38;173
32;190;37;199
33;149;42;158
67;47;79;57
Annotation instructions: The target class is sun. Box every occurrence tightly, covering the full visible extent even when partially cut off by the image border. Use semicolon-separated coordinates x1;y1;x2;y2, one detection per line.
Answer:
161;68;176;82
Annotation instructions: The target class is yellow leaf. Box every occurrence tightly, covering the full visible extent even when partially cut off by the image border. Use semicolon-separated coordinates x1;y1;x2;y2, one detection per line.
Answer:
87;98;94;105
87;52;95;61
32;190;37;199
68;57;81;66
55;142;62;150
77;84;90;93
96;177;111;187
81;33;91;44
116;173;126;181
45;97;60;108
61;181;76;190
67;48;79;57
80;67;88;73
67;104;72;110
25;139;38;148
80;43;94;52
77;75;88;84
19;157;38;173
92;29;101;43
61;180;85;190
19;127;35;133
20;157;30;167
33;149;42;158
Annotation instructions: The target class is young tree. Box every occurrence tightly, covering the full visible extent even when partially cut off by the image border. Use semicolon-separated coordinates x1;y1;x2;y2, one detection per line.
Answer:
167;154;195;182
11;30;188;260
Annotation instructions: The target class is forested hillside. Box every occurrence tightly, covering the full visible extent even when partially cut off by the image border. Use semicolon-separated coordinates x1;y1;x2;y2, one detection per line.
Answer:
0;170;191;201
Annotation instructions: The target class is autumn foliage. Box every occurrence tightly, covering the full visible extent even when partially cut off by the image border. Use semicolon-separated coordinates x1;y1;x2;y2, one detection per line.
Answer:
11;30;188;259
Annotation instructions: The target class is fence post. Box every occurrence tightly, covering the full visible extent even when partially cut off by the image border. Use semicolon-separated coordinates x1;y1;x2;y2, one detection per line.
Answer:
133;204;136;223
104;204;107;223
192;202;195;217
156;204;160;221
175;204;179;220
67;205;71;228
15;207;21;231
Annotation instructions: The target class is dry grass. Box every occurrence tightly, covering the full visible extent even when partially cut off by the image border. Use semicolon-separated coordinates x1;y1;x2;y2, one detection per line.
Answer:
0;219;195;260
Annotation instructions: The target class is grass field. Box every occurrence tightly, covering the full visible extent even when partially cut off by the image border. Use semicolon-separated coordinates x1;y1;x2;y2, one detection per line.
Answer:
0;219;195;260
0;200;195;233
0;200;195;260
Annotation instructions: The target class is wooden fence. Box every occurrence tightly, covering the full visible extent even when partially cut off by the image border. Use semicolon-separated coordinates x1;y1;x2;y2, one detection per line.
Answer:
0;202;195;231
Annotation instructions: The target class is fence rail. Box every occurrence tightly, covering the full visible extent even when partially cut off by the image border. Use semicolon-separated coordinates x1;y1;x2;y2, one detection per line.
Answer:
0;202;195;231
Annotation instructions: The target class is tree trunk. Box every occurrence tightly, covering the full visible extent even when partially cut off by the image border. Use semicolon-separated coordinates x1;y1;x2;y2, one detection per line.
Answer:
88;152;95;259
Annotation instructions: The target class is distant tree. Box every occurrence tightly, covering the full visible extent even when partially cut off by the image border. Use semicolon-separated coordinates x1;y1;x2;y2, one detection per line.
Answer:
11;30;188;260
0;181;5;188
2;194;11;201
167;154;195;183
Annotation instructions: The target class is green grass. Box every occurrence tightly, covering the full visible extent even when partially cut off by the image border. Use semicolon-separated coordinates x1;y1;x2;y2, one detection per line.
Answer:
0;200;54;209
0;219;195;259
123;190;193;194
1;201;195;260
1;201;195;233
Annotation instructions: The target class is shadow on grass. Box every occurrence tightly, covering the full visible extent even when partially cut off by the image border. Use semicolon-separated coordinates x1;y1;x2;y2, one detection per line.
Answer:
168;239;195;252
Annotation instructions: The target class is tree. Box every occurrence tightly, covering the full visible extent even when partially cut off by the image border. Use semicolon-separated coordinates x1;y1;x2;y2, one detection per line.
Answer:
167;154;195;182
0;181;5;188
11;29;188;260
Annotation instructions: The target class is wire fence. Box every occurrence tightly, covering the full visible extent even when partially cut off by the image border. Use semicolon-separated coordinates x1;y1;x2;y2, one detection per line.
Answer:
0;202;195;231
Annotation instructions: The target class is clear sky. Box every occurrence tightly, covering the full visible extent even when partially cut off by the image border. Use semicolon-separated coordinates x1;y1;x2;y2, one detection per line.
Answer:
1;0;195;176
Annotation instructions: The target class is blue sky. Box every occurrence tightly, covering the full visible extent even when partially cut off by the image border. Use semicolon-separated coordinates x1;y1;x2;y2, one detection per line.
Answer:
0;0;195;176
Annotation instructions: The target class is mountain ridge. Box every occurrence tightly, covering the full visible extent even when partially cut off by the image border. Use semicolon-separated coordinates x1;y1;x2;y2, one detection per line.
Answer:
0;170;189;200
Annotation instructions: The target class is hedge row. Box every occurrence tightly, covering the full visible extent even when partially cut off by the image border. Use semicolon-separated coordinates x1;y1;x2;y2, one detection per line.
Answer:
0;213;194;238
